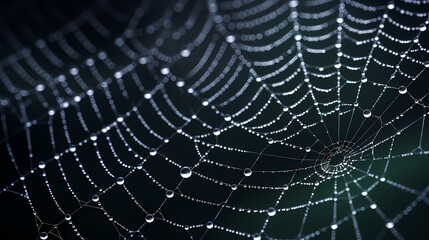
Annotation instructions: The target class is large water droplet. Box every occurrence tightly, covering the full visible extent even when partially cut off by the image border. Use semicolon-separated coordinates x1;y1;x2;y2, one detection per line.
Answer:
243;168;252;177
180;167;192;178
363;109;371;118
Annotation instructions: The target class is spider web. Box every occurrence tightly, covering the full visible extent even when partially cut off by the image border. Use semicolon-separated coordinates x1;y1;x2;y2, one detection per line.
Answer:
1;0;429;239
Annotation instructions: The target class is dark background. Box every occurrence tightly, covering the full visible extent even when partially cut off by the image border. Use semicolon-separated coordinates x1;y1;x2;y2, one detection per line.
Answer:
0;0;428;239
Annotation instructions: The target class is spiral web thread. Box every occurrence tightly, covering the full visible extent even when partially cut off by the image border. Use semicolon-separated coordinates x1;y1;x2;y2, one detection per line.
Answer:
0;0;429;239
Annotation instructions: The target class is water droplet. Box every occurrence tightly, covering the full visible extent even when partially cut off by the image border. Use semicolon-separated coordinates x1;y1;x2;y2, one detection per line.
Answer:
331;224;338;230
206;221;214;229
144;92;152;99
40;232;48;239
160;67;170;75
231;184;237;191
370;204;377;209
386;222;394;228
36;84;45;92
243;168;252;177
92;194;100;202
65;214;72;221
146;214;154;223
363;109;371;118
267;207;276;216
252;233;261;240
116;177;124;185
90;134;97;141
180;49;191;57
289;0;298;8
38;161;46;169
226;35;235;43
69;145;76;152
283;184;289;190
213;128;221;136
149;148;157;156
398;86;407;94
166;190;174;198
139;57;148;64
180;167;192;178
305;146;311;152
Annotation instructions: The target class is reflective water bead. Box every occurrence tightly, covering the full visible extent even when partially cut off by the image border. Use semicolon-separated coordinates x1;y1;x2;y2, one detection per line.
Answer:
363;109;371;118
166;190;174;198
149;148;157;156
243;168;252;177
180;167;192;178
92;194;100;202
398;86;407;95
40;232;48;239
386;222;394;229
226;35;235;43
160;67;170;75
213;128;221;136
180;49;191;57
144;92;152;99
252;233;261;240
38;161;46;169
116;177;124;185
206;221;214;229
146;214;154;223
267;207;276;216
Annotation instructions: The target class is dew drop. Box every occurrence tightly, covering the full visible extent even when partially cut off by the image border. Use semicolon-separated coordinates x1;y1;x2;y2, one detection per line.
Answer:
243;168;252;177
162;190;173;199
267;207;276;216
38;161;46;169
180;49;191;57
226;35;235;43
144;92;152;99
180;167;192;178
40;232;48;240
92;194;99;202
213;128;221;136
398;86;407;95
116;177;124;185
363;109;371;118
252;233;261;240
149;148;157;156
160;67;170;75
145;214;154;223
